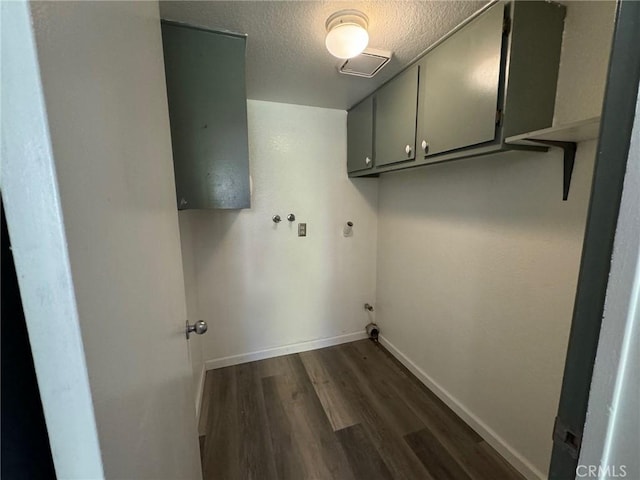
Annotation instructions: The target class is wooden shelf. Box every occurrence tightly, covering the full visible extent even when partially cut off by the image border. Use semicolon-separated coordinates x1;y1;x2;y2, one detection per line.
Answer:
505;117;600;201
505;116;601;146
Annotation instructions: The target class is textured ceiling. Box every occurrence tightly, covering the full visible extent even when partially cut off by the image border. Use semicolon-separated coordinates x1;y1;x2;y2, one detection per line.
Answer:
159;1;488;110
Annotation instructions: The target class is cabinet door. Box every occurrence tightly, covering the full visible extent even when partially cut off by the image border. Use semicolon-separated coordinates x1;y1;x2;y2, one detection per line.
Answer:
347;97;374;173
417;3;504;158
162;23;250;210
375;65;419;166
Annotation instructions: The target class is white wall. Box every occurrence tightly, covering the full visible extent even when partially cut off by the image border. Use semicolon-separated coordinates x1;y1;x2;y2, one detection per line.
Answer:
24;1;201;478
578;84;640;480
186;100;379;367
377;144;595;479
374;2;615;479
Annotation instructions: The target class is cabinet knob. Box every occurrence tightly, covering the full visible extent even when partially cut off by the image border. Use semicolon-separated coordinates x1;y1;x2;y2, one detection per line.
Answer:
365;156;372;166
421;140;429;152
405;145;413;156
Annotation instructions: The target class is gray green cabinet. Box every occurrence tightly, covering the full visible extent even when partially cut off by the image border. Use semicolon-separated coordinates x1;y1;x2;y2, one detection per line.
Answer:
347;97;374;173
417;3;504;158
498;0;566;139
374;65;419;167
348;0;565;178
161;22;250;210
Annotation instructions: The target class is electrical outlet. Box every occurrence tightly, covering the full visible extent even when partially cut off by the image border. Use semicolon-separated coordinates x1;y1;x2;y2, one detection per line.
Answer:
298;223;307;237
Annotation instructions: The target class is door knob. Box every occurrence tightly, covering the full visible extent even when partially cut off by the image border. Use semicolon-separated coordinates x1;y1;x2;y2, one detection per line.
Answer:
405;144;413;156
186;320;208;339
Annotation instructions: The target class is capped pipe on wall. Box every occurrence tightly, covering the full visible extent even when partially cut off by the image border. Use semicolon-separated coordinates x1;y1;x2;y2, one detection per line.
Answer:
364;303;378;341
366;323;379;342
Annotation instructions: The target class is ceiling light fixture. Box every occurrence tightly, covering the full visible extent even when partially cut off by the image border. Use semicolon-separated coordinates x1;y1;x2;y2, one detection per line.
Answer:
325;10;369;60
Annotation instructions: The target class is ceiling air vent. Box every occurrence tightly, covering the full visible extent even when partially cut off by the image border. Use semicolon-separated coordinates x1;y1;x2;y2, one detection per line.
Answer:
339;48;392;78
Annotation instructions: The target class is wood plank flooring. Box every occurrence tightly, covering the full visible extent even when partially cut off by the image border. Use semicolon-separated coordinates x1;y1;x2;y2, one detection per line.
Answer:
199;340;525;480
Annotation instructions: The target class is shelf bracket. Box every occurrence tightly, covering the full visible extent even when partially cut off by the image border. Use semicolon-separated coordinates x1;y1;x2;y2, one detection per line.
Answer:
528;139;577;201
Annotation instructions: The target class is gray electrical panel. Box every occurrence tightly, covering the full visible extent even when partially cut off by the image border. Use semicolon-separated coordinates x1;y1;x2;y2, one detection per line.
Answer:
161;22;251;210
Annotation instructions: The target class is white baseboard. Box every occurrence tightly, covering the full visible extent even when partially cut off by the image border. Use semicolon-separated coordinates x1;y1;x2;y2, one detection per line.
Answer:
204;331;368;371
195;364;205;420
379;335;545;480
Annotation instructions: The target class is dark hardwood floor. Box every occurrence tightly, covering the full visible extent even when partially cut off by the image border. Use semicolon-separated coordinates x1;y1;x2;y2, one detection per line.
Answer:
198;339;525;480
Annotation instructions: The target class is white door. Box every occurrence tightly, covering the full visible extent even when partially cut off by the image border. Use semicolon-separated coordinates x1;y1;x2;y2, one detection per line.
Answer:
1;1;202;478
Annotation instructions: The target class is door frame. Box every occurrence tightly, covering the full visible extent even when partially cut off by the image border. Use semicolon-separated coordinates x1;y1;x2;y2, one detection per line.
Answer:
549;1;640;477
1;2;105;477
1;1;202;478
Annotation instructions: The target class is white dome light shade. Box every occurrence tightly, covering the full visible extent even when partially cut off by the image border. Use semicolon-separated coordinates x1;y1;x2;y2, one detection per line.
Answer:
325;10;369;60
326;24;369;59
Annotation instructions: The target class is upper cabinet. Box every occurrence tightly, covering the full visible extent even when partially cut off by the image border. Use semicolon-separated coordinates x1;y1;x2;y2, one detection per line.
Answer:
374;65;419;167
349;0;566;177
347;96;374;173
417;4;503;158
499;1;565;139
161;22;251;210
